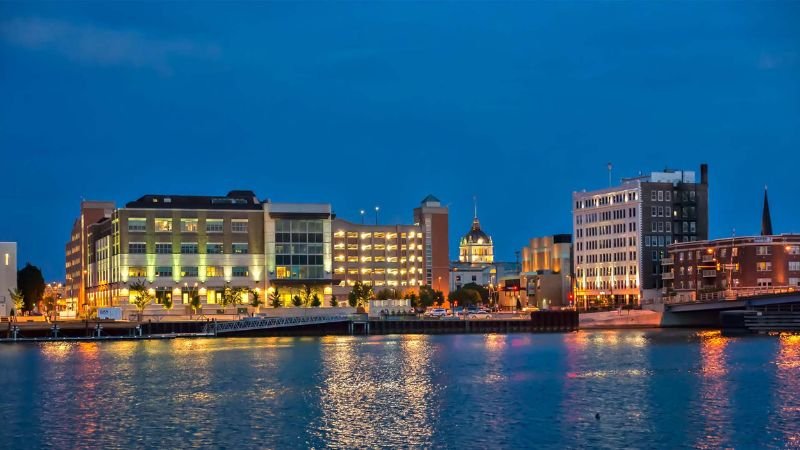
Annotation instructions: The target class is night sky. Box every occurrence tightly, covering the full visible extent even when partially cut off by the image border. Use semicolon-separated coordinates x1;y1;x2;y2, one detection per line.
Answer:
1;1;799;281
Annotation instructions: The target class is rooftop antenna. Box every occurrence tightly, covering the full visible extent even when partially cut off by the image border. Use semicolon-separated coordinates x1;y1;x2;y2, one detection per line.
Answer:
607;162;613;187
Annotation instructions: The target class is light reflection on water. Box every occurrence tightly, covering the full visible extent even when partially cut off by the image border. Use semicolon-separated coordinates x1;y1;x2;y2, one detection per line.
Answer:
1;330;799;449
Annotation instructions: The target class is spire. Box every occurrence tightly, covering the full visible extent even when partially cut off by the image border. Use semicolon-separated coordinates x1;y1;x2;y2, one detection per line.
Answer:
761;186;773;236
473;195;477;219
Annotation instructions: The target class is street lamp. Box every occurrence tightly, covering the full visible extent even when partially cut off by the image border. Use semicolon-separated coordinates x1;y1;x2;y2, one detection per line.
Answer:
374;206;380;225
360;209;365;224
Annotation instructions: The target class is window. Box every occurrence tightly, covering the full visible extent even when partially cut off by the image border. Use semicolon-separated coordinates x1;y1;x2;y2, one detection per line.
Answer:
181;266;199;277
232;243;249;254
206;266;223;277
181;219;198;232
690;222;696;233
789;278;800;287
128;218;146;232
651;191;657;201
788;246;800;255
129;243;146;254
651;222;657;233
181;243;198;254
690;191;696;201
155;266;172;277
155;218;172;232
207;243;223;254
756;246;771;256
128;266;146;278
789;261;800;271
665;222;672;232
232;220;248;233
232;266;249;277
651;207;657;217
665;191;671;202
658;191;663;201
665;206;671;217
658;206;664;217
757;262;772;272
657;222;664;232
206;219;223;233
155;243;172;254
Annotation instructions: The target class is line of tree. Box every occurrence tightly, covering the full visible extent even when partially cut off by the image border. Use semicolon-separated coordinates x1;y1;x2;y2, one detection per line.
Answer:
348;281;373;308
14;263;45;314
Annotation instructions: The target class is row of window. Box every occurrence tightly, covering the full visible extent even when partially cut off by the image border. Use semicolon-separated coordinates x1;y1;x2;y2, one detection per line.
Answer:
129;218;249;233
128;266;249;278
575;192;638;210
576;265;638;277
128;242;249;254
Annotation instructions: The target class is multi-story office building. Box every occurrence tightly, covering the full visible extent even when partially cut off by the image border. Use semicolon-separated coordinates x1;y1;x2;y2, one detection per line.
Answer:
264;202;333;304
65;201;115;315
85;191;265;311
519;234;573;309
572;164;708;307
663;189;799;302
0;242;17;316
414;195;450;294
77;192;449;310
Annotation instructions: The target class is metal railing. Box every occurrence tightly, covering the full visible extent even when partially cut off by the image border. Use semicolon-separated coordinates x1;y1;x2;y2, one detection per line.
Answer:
205;315;352;335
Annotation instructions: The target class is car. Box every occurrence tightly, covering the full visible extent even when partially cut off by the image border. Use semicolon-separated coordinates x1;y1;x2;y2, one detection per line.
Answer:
425;308;448;318
468;310;492;319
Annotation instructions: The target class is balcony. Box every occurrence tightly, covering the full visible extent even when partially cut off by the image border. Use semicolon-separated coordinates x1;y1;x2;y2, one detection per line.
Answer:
702;270;717;278
661;257;674;265
662;272;675;280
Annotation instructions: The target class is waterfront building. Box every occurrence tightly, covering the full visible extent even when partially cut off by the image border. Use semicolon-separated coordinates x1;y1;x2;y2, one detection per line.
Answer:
572;164;709;308
414;195;450;294
85;191;265;312
264;202;333;305
458;207;494;264
76;192;449;311
519;234;573;309
662;189;800;302
0;242;17;316
65;200;115;315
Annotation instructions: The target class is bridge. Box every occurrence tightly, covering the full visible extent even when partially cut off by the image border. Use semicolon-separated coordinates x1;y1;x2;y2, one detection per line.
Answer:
204;315;353;336
662;291;800;329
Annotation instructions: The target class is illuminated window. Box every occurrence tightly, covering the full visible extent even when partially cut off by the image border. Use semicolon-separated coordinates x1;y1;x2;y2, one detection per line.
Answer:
756;262;772;272
206;219;223;233
232;220;248;233
128;266;146;278
128;218;146;232
232;243;249;254
276;266;289;279
206;266;223;277
181;219;198;232
155;218;172;232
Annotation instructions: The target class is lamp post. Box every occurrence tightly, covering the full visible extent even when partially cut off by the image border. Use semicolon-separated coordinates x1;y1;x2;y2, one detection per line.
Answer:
360;209;365;224
374;206;380;225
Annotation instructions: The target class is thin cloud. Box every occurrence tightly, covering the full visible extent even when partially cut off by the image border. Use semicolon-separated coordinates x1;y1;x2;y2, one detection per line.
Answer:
0;17;220;75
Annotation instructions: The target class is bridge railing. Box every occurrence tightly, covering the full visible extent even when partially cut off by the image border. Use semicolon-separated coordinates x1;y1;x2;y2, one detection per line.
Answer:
205;315;353;335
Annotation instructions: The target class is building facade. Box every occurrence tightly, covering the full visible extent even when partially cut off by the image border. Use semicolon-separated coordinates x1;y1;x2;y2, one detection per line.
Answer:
65;201;115;315
85;191;266;313
0;242;17;316
75;192;449;312
519;234;573;309
458;216;494;264
573;165;708;308
663;234;800;302
414;196;450;294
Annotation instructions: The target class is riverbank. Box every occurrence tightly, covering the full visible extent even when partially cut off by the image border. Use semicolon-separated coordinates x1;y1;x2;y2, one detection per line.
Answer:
579;309;663;329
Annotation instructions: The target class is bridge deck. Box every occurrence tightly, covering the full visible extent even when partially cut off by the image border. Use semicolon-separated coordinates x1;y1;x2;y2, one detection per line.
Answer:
206;315;351;335
666;292;800;313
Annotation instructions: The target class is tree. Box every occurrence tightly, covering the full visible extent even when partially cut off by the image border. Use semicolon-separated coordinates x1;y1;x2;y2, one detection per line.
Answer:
301;285;315;307
310;293;321;307
189;292;202;317
375;288;393;300
448;288;481;307
129;280;152;321
17;263;45;312
269;288;282;308
406;292;419;309
291;295;303;307
221;285;244;309
249;289;263;308
8;288;24;317
329;294;338;307
462;283;489;304
418;286;435;309
161;293;174;311
433;289;445;307
348;281;372;308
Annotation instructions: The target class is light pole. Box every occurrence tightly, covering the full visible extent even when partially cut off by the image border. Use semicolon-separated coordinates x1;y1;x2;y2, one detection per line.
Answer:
374;206;380;225
360;209;365;224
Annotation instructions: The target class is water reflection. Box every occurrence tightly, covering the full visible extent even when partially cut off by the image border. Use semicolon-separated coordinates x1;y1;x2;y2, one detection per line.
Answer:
694;330;731;449
771;334;800;447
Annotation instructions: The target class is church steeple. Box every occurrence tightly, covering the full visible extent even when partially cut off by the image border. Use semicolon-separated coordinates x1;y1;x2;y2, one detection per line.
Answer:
761;186;773;236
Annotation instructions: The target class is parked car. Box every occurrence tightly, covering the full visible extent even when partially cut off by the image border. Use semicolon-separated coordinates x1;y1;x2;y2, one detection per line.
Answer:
425;308;448;318
468;310;492;319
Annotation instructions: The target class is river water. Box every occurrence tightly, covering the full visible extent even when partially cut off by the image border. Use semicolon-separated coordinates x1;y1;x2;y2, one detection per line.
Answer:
1;330;799;449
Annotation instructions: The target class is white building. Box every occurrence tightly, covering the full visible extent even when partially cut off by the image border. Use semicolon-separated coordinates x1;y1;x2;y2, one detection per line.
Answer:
0;242;17;317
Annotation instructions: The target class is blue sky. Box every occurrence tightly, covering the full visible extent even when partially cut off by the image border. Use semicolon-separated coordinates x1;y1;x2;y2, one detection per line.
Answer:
1;1;798;280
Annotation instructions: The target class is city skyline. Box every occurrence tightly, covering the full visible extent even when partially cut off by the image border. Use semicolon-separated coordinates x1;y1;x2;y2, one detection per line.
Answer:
2;2;799;279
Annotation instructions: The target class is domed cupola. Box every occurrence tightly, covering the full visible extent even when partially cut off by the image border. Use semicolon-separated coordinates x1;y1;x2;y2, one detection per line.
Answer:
459;199;494;263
